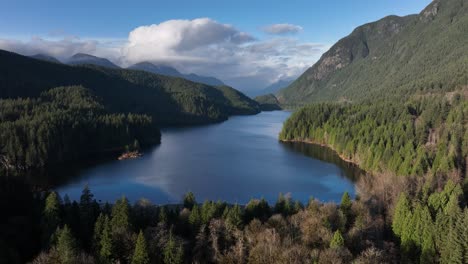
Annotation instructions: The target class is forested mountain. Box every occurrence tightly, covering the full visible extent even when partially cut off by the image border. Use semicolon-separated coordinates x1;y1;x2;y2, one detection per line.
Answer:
254;94;282;111
279;1;468;262
0;49;258;169
0;86;160;169
129;61;225;86
66;53;120;69
277;0;468;105
0;50;259;125
29;54;62;64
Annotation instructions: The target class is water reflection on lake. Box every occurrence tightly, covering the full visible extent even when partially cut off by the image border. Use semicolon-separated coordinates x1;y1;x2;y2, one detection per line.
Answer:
44;111;362;204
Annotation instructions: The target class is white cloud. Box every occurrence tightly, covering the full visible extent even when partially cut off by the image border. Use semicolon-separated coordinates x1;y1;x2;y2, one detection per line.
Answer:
262;23;303;35
0;36;98;60
123;18;255;63
0;18;326;91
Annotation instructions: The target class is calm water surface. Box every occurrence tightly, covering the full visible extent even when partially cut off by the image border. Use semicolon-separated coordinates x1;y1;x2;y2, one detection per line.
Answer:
54;111;361;204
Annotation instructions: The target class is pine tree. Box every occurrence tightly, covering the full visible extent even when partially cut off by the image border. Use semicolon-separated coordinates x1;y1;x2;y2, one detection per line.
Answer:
100;216;113;263
330;230;345;248
79;184;96;248
439;197;463;264
111;196;131;233
183;192;196;210
56;225;77;264
340;191;352;227
419;205;436;263
462;208;468;263
132;230;150;264
93;213;105;252
226;204;243;228
42;191;61;246
188;204;201;231
392;193;410;237
340;192;352;214
164;231;184;264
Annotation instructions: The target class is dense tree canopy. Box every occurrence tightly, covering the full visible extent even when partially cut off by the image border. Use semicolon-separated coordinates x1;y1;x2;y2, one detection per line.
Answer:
0;86;161;170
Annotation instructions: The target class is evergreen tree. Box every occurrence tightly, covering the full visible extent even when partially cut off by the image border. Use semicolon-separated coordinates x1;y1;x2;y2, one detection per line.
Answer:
225;204;243;228
188;204;201;231
330;230;345;248
439;196;463;264
392;193;410;237
183;192;196;210
41;191;61;246
419;205;436;263
93;213;105;252
132;230;150;264
79;184;96;248
100;216;113;263
340;192;352;214
340;191;352;226
56;225;77;264
111;196;131;233
164;231;184;264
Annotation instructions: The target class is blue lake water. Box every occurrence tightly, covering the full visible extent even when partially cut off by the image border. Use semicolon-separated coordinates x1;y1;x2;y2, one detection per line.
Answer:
54;111;361;204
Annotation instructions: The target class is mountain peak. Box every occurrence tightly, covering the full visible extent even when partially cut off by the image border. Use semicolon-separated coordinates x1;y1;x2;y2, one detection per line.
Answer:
129;62;224;86
67;53;120;69
30;54;61;64
277;0;468;104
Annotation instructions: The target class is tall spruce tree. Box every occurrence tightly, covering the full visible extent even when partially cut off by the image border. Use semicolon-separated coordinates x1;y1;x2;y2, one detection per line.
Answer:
100;216;113;263
164;231;184;264
132;230;150;264
41;192;61;246
330;230;345;248
111;196;131;233
56;225;77;264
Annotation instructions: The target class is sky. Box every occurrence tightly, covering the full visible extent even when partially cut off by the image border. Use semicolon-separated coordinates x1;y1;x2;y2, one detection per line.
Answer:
0;0;432;91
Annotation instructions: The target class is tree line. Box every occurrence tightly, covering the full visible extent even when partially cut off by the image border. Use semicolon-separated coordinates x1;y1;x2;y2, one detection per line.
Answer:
280;93;467;179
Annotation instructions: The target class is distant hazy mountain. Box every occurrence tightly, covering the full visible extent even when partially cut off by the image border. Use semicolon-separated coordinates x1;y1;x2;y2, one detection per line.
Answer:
248;78;294;97
129;61;225;86
30;54;61;64
67;53;120;69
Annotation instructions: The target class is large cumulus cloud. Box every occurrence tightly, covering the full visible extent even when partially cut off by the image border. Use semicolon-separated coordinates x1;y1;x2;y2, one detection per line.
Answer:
0;18;327;91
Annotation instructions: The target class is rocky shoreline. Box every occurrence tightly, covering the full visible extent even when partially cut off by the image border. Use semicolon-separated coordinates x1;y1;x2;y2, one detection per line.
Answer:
118;151;142;160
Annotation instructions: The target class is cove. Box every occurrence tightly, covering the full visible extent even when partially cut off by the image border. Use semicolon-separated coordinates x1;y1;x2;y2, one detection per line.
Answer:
53;111;362;204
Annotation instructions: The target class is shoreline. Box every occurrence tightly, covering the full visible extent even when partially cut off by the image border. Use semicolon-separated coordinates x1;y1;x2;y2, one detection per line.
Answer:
279;138;363;169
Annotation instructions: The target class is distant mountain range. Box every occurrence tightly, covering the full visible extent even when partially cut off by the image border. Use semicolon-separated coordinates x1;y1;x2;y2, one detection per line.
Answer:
28;53;226;87
248;78;294;97
29;54;62;64
1;49;259;125
128;61;225;86
66;53;121;69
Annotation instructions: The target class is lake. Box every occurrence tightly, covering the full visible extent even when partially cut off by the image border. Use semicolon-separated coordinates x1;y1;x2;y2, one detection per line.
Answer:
53;111;362;204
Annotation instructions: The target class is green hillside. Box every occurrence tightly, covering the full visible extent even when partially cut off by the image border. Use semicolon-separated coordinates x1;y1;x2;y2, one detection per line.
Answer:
0;86;161;169
0;50;259;125
254;94;282;111
277;0;468;105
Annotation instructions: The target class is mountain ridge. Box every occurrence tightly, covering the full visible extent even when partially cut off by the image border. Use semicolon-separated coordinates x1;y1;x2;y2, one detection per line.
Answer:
128;61;225;86
67;53;121;69
277;0;468;105
0;49;259;125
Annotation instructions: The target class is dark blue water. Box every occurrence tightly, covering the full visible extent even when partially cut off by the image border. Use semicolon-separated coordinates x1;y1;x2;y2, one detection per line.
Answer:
55;111;361;204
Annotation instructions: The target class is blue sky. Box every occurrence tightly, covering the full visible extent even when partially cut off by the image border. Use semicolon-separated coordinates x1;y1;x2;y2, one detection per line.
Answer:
0;0;432;91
